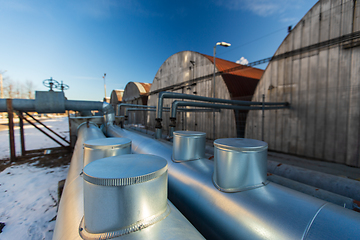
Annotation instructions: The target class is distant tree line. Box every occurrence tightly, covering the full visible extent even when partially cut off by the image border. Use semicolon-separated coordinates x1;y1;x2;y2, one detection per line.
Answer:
2;77;35;99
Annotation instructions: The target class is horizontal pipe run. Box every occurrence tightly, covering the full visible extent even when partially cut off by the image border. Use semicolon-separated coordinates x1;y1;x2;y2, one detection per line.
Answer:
0;99;36;112
105;126;360;240
155;91;289;139
53;123;107;240
64;100;103;112
126;108;220;114
268;160;360;201
170;100;288;118
267;173;360;211
0;99;104;112
117;103;169;116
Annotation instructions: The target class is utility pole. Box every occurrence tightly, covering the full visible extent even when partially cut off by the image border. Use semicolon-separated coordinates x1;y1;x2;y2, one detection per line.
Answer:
103;73;107;99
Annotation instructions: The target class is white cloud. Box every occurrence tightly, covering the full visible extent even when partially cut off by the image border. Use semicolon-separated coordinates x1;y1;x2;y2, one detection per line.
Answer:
236;57;249;65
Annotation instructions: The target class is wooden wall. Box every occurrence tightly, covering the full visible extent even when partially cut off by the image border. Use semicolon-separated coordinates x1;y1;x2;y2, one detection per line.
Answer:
246;0;360;167
147;51;237;139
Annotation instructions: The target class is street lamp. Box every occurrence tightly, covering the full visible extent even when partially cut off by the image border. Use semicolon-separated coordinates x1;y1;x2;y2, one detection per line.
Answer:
103;73;107;99
213;42;230;140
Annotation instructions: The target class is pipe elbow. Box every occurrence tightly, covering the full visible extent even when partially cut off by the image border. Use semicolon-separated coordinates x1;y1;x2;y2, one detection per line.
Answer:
103;102;115;125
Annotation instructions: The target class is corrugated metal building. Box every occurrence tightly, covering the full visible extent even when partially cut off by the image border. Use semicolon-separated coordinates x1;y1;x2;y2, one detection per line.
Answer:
146;51;263;139
246;0;360;167
122;82;151;124
110;90;124;111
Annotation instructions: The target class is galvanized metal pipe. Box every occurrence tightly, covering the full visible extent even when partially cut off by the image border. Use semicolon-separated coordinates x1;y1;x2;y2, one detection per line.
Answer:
268;160;360;201
0;98;104;112
169;100;288;137
105;126;360;240
53;122;107;240
0;99;36;112
155;91;289;139
267;173;360;211
54;122;204;240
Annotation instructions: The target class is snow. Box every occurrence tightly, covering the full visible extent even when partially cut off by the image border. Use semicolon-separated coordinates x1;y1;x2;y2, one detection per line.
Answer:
0;117;70;239
0;116;70;159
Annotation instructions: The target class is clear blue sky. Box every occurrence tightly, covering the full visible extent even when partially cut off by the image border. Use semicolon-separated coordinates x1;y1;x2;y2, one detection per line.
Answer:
0;0;318;101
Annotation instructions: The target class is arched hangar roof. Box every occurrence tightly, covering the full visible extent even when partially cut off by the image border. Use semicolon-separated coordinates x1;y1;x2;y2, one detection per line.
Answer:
122;82;152;103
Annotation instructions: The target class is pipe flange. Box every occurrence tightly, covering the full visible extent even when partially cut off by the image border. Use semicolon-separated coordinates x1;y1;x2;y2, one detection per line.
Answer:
169;117;176;128
155;118;163;129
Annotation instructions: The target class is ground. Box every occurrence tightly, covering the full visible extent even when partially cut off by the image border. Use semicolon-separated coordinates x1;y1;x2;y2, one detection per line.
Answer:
0;116;71;240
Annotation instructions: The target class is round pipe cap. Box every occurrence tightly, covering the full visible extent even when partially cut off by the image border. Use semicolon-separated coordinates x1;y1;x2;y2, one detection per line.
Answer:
83;154;167;186
84;137;131;150
214;138;268;152
173;131;206;138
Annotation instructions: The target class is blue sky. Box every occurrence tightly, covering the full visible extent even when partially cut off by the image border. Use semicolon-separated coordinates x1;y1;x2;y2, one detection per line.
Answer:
0;0;318;101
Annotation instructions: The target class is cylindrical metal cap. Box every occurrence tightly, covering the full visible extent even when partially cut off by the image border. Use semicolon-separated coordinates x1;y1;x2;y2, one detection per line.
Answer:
173;131;206;162
214;138;268;152
83;137;131;167
213;138;268;192
82;154;169;237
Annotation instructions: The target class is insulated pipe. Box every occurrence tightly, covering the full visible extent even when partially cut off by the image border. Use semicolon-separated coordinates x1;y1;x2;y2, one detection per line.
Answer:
105;126;360;240
54;122;205;240
53;122;107;240
168;100;288;137
267;173;360;211
268;160;360;201
64;100;103;112
155;91;290;139
0;98;104;112
117;103;167;117
0;99;36;112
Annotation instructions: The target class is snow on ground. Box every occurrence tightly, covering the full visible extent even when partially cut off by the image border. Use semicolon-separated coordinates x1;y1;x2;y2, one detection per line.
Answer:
0;116;70;160
0;163;69;240
0;116;71;239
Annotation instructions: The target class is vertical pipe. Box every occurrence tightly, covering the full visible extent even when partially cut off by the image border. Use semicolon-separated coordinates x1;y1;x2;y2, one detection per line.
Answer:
213;46;217;140
262;94;265;141
18;111;25;156
7;99;16;161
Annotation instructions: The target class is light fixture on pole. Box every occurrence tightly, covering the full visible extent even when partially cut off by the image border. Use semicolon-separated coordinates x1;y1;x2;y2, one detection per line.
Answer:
213;41;231;140
103;73;107;99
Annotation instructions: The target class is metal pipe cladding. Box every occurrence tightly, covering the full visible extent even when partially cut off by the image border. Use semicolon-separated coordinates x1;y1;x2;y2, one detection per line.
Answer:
105;125;360;240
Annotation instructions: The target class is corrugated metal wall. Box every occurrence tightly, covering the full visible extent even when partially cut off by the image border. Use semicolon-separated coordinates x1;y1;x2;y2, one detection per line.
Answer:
246;0;360;167
147;51;237;139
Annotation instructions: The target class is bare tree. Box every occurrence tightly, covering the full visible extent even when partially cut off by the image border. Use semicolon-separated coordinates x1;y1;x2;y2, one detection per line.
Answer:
24;80;34;99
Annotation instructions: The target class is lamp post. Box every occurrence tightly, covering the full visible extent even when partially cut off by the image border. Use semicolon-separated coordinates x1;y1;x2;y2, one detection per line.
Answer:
103;73;107;99
213;42;230;140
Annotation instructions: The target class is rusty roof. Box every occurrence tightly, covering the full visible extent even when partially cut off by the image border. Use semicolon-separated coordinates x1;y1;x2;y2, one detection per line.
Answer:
201;54;264;100
112;90;124;102
201;54;264;79
133;82;152;95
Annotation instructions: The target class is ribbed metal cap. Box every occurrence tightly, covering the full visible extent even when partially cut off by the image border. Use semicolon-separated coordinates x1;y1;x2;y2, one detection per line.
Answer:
83;154;168;186
214;138;268;152
84;137;131;150
173;131;206;138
